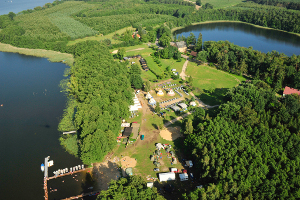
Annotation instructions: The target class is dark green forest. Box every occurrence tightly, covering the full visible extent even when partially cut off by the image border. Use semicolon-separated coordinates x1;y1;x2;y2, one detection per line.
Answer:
183;81;300;199
59;41;133;164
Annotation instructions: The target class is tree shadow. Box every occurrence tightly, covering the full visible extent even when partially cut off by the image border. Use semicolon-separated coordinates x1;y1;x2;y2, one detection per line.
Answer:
198;88;229;106
152;123;158;129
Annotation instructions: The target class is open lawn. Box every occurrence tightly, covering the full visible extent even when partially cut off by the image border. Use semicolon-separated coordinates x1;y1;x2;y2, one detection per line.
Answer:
67;26;135;46
201;0;244;9
186;62;246;105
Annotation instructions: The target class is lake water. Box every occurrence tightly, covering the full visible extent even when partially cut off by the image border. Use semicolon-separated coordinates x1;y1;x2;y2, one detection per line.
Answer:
174;22;300;56
0;52;87;200
0;0;53;15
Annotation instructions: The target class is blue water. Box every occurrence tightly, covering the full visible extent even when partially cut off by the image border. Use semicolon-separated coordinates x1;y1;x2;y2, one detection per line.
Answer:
174;22;300;56
0;0;53;15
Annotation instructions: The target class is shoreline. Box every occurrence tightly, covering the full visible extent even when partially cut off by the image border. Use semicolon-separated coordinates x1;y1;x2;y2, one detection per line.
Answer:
171;20;300;37
0;42;74;66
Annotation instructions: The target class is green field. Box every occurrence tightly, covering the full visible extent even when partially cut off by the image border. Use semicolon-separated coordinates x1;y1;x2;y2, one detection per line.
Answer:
186;62;246;105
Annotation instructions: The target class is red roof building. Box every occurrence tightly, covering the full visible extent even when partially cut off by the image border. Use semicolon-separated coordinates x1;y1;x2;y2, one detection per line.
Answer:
283;86;300;96
132;34;140;39
190;51;197;57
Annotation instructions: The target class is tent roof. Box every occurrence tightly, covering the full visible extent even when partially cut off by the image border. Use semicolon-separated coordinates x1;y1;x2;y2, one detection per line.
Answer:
123;127;133;137
178;103;188;109
159;172;176;182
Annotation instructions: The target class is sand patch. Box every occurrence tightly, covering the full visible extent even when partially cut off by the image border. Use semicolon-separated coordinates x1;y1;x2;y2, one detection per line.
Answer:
126;48;145;52
160;126;183;141
111;50;118;54
120;156;137;168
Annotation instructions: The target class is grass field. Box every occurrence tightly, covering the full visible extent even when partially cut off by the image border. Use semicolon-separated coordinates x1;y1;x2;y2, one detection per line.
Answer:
186;62;246;105
68;26;135;46
201;0;244;9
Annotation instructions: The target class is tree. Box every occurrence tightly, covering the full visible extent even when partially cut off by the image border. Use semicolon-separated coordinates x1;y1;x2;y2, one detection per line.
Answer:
184;117;193;134
154;102;161;113
196;50;208;62
187;76;194;87
195;33;203;52
144;81;151;92
116;48;125;60
196;0;201;6
8;12;16;20
186;33;196;46
97;176;165;200
203;3;213;9
159;33;171;47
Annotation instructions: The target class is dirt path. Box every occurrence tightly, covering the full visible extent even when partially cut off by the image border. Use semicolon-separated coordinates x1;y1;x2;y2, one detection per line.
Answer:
126;48;145;52
183;0;201;10
164;112;191;127
180;60;189;80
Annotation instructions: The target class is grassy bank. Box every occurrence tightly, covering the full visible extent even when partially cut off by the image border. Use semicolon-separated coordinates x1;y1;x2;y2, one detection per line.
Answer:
171;20;300;37
0;43;74;66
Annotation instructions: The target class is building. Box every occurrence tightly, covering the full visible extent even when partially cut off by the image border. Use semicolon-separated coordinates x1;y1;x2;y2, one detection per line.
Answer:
178;103;188;109
171;105;181;112
131;123;140;139
123;127;133;137
175;41;187;53
283;86;300;96
190;51;197;57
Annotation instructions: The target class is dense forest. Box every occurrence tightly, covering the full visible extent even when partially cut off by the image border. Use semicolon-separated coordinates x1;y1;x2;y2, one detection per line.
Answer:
58;41;133;164
183;81;300;199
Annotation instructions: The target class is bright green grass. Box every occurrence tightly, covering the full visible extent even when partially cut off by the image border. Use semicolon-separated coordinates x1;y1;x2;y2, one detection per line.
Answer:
201;0;244;9
160;58;186;72
144;55;164;76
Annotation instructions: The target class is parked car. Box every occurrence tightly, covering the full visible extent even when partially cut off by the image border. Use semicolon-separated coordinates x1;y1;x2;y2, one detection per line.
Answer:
153;168;160;171
141;135;144;140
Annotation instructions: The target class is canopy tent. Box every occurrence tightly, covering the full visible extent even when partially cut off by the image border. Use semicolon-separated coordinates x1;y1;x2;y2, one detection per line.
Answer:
149;97;156;106
156;143;164;150
159;172;176;182
157;89;164;96
167;89;175;96
179;173;188;181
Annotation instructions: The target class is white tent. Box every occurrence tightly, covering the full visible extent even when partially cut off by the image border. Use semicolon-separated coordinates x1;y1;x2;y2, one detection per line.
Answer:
179;173;188;181
147;182;154;188
159;172;176;182
146;92;152;99
149;97;156;106
190;101;197;106
156;143;164;150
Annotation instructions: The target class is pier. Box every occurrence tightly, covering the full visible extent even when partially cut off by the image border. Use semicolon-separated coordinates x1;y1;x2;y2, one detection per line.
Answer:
47;167;92;180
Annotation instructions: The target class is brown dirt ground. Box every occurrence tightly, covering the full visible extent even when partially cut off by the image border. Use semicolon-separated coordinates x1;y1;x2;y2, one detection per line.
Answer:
120;156;137;168
160;126;183;141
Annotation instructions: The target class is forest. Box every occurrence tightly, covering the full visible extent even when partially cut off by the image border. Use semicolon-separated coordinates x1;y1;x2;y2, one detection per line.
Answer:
58;41;133;164
183;81;300;199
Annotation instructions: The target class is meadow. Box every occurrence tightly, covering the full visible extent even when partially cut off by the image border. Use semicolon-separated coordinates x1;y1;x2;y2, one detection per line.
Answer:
201;0;244;9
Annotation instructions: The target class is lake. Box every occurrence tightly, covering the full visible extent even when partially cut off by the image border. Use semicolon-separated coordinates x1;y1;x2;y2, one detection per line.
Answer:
0;0;54;15
174;22;300;56
0;52;88;200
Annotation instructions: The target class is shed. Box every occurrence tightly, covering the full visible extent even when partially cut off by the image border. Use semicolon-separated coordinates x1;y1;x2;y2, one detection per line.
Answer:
186;160;193;168
178;103;188;109
179;173;188;181
121;123;130;127
159;172;176;182
123;127;133;137
147;182;154;188
171;105;181;112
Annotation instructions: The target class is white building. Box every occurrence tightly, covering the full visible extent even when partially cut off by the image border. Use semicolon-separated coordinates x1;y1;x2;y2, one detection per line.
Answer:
159;172;176;182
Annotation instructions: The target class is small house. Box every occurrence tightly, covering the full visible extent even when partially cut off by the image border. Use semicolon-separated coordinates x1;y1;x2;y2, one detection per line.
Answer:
123;127;133;137
190;51;197;57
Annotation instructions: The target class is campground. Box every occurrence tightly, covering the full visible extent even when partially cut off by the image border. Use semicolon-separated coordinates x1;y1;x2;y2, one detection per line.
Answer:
89;43;246;199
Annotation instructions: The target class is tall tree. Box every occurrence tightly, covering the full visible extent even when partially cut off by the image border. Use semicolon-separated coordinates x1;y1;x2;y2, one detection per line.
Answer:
195;33;203;52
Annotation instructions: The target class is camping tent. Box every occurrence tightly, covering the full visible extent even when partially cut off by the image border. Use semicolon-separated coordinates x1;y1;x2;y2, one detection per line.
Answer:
186;160;193;168
153;161;161;167
146;92;152;99
179;173;188;181
159;172;176;182
157;89;164;96
149;97;156;106
172;157;177;164
150;155;155;161
167;89;175;96
125;168;133;176
170;151;175;157
156;143;164;150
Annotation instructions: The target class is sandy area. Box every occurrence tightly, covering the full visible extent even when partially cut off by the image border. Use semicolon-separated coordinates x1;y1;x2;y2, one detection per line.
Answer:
111;50;118;54
126;48;145;52
120;156;137;168
160;126;183;141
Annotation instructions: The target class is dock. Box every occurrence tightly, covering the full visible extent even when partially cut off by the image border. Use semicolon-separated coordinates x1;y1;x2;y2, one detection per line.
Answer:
47;167;92;180
61;190;101;200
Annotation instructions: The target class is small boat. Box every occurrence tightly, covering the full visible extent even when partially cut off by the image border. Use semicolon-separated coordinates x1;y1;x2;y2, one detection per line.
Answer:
41;163;45;172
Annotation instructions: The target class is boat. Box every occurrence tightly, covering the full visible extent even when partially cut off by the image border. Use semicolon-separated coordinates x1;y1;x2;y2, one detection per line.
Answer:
41;163;45;172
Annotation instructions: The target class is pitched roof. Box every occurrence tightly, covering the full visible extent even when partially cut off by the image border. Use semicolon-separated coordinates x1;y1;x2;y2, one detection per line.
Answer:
191;51;197;57
176;41;187;49
123;127;133;137
283;86;300;96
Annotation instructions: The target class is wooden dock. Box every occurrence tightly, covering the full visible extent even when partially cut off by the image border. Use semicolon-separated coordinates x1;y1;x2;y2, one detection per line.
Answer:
61;190;101;200
47;167;92;180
